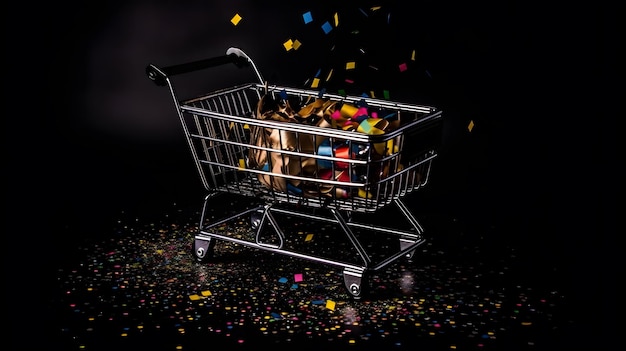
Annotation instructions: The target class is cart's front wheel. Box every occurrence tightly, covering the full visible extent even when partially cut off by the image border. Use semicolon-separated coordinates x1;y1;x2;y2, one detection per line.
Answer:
193;237;216;263
343;267;368;300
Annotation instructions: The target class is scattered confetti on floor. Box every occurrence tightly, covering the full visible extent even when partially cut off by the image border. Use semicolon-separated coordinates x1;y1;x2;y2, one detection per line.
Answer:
51;198;576;351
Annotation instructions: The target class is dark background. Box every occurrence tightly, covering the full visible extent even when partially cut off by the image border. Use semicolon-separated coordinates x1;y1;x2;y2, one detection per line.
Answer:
5;0;617;349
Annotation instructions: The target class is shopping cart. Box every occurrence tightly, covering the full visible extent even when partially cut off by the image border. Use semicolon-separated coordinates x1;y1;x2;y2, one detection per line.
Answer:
146;47;443;300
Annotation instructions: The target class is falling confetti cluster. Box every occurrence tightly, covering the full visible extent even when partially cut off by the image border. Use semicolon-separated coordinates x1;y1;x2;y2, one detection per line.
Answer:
53;201;573;351
227;4;477;133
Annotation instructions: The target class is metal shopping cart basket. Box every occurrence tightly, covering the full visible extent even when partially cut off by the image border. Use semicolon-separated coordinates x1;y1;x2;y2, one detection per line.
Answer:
146;47;443;300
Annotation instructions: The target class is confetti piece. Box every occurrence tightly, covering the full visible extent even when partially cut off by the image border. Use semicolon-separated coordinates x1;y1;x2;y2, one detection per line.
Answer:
411;50;416;61
302;11;313;24
304;233;314;242
326;300;336;310
294;273;303;282
201;290;212;296
321;21;333;34
468;120;475;132
358;188;373;199
325;69;333;81
346;61;356;70
283;39;294;51
340;103;358;118
230;14;242;26
333;12;339;26
311;78;320;88
189;294;201;301
292;40;302;50
383;90;390;99
279;90;288;100
399;63;408;72
278;277;288;284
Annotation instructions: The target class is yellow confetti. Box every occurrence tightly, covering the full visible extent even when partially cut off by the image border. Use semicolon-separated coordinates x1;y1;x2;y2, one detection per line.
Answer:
358;188;373;199
292;39;302;50
326;300;336;310
243;123;249;129
334;12;339;26
325;69;334;81
310;77;320;88
346;61;356;70
468;120;475;132
156;249;163;255
411;49;416;61
283;39;294;51
238;159;246;169
230;14;242;26
201;290;212;296
370;91;376;98
189;294;201;301
304;233;314;241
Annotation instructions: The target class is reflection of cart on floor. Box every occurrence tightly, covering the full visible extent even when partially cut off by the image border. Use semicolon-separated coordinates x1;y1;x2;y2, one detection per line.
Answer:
146;47;443;300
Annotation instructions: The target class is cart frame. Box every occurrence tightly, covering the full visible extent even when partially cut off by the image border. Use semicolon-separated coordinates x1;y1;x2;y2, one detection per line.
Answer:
146;47;443;299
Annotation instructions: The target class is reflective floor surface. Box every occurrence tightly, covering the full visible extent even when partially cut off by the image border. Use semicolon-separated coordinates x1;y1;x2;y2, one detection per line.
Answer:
40;193;583;351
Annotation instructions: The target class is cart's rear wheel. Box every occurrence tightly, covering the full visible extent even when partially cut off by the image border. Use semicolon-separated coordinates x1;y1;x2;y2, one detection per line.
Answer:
193;237;216;263
250;209;265;230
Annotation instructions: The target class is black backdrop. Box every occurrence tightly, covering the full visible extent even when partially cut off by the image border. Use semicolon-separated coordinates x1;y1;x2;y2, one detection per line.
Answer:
5;1;617;349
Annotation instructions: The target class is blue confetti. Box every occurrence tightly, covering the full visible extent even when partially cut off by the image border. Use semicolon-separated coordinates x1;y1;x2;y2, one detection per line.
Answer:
321;21;333;34
302;11;313;24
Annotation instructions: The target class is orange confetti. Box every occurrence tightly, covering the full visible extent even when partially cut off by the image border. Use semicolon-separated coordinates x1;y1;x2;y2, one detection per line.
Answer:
468;120;475;132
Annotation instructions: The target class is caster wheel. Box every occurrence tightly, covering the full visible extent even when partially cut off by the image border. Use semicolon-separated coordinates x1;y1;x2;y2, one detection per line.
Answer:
343;268;368;300
250;209;265;230
193;238;215;263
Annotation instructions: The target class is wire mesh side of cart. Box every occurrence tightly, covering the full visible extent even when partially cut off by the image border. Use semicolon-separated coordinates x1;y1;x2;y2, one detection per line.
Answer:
178;83;442;213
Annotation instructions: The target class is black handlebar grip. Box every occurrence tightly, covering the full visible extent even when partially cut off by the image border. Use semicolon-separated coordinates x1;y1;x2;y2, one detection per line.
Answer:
146;53;249;86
